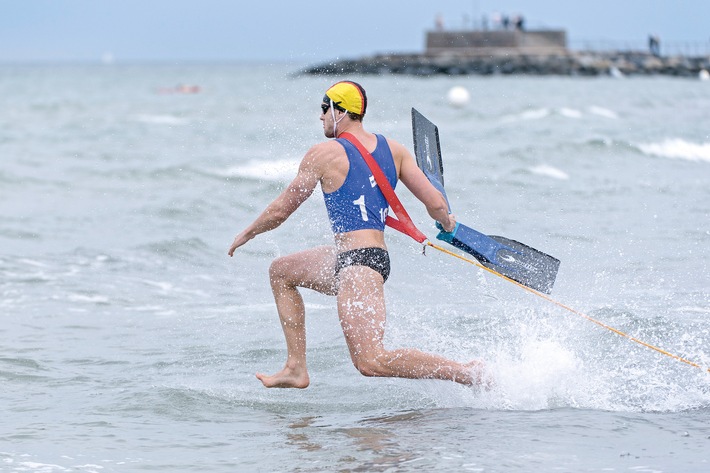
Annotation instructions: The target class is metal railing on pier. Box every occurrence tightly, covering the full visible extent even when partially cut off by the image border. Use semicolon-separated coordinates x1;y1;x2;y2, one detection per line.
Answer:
570;39;710;57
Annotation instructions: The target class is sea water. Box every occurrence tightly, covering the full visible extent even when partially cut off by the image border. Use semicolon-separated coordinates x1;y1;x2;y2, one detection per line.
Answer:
1;63;709;472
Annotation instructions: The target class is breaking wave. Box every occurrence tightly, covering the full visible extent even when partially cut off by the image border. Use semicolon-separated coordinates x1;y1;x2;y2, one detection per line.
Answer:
217;159;299;181
529;164;570;180
638;138;710;163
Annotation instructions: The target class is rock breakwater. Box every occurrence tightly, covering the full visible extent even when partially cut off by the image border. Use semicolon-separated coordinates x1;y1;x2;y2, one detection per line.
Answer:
301;51;710;77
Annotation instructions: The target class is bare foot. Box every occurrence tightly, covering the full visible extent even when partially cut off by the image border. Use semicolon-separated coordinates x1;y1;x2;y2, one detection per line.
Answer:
255;366;310;389
465;360;495;389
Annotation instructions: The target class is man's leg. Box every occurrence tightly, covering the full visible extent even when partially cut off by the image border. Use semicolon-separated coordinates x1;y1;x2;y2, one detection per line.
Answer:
256;246;337;388
337;266;486;386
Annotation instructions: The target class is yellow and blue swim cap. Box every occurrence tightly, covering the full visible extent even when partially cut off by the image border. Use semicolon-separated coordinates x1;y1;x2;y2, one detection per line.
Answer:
323;81;367;116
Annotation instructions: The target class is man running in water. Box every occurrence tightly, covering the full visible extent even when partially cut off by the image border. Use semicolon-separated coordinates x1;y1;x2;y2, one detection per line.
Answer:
228;81;486;388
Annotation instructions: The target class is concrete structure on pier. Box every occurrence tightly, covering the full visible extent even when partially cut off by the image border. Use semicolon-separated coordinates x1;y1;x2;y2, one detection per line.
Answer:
425;30;568;57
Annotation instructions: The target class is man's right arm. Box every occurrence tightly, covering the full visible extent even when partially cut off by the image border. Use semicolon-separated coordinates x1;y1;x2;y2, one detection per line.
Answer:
228;145;325;256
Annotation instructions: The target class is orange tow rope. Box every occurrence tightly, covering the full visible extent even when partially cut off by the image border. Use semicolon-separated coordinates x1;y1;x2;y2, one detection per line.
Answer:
425;240;710;374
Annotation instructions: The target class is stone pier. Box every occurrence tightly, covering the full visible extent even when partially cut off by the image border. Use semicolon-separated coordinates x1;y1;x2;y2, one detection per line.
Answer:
300;29;710;77
301;51;710;77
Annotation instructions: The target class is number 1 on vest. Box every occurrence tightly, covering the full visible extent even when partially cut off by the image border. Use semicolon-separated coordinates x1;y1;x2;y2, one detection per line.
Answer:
353;195;368;221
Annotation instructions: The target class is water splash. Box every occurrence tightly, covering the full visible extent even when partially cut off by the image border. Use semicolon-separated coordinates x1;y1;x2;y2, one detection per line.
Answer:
411;303;710;413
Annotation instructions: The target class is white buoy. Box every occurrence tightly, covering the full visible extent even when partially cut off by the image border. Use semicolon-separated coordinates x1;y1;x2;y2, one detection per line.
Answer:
447;86;470;107
699;69;710;81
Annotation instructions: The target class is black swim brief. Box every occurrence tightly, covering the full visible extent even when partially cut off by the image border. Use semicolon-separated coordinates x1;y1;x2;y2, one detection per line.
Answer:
335;247;390;283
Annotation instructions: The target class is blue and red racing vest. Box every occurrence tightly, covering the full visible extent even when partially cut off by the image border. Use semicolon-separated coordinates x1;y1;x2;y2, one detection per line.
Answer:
323;134;398;234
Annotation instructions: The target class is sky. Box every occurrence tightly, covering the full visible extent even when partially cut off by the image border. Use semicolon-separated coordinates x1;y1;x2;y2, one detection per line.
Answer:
1;1;709;63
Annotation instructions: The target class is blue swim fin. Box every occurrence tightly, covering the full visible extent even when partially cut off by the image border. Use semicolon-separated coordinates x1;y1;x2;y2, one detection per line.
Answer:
413;108;560;293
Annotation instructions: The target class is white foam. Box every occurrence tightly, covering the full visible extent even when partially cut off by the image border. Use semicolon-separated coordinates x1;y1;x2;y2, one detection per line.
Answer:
501;108;550;123
18;258;48;268
219;159;299;181
66;294;109;304
75;465;103;471
142;279;174;292
132;305;168;312
134;114;189;126
14;462;68;472
638;138;710;163
140;279;209;297
675;306;710;314
529;164;570;180
588;106;619;119
557;107;582;119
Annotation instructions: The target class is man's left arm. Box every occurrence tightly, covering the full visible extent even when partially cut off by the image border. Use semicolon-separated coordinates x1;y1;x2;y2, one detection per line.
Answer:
392;141;456;232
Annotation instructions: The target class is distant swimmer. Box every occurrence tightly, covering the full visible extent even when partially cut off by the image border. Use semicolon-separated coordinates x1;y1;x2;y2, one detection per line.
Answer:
228;81;488;389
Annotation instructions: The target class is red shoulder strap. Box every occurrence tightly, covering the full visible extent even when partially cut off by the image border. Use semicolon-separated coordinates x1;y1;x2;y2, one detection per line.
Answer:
339;132;428;244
